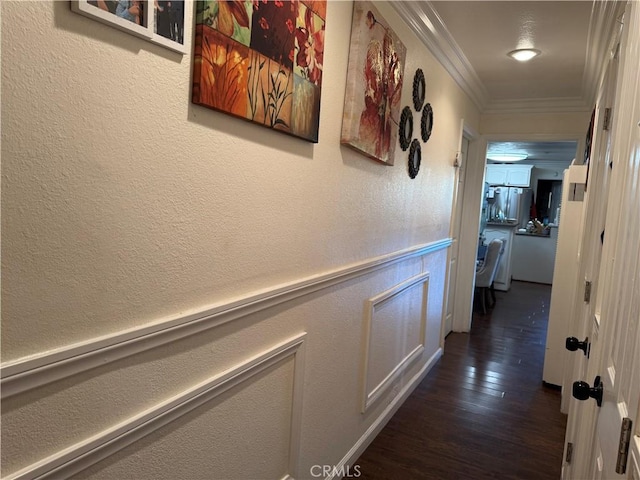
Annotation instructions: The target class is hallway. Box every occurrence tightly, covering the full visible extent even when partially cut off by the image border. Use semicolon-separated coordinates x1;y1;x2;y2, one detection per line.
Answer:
355;281;567;479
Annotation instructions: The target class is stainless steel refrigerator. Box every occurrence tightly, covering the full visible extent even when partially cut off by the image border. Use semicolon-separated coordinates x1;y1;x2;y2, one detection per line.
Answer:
486;186;533;227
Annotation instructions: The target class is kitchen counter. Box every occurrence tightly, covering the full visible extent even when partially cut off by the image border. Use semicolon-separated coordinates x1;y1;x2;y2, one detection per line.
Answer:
515;224;558;237
486;221;519;227
511;227;559;284
515;231;551;237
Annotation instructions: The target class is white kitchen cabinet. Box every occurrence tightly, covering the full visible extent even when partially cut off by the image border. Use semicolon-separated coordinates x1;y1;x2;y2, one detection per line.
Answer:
482;224;516;291
485;164;533;187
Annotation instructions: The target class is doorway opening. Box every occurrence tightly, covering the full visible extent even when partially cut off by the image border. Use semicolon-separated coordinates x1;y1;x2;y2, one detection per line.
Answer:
479;139;578;291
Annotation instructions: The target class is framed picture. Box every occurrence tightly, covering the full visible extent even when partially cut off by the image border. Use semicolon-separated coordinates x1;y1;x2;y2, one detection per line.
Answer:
340;1;406;165
191;1;326;143
70;0;191;54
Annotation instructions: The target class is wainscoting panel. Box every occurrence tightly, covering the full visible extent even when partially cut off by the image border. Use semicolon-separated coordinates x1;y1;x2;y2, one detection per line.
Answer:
361;273;429;412
4;334;306;480
1;240;451;399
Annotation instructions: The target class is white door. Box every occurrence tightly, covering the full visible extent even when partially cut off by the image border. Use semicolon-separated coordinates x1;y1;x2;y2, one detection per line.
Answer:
443;136;469;338
588;2;640;475
568;2;640;477
561;22;621;478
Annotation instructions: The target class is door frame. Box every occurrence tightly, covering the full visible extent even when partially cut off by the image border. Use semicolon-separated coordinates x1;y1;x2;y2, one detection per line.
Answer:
443;121;475;338
454;133;584;333
449;122;482;333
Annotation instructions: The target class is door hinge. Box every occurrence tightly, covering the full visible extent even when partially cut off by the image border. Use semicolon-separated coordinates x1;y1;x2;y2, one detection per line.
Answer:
615;417;632;474
566;442;574;464
584;281;592;303
603;108;612;131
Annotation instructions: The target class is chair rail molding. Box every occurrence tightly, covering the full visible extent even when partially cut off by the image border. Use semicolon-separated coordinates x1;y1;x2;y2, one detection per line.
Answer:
3;333;307;480
1;239;452;398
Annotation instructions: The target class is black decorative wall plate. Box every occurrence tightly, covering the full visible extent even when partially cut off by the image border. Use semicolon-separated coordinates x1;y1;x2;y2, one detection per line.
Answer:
413;69;425;112
399;106;413;151
421;103;433;143
408;139;421;179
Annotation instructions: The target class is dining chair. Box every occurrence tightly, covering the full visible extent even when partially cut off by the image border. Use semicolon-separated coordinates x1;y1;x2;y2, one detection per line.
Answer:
474;238;504;314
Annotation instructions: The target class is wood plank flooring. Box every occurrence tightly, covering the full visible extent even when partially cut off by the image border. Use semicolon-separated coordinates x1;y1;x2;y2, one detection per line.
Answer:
354;281;567;479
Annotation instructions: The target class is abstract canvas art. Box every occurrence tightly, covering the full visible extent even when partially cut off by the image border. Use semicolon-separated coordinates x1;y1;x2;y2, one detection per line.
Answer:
192;0;326;143
340;2;406;165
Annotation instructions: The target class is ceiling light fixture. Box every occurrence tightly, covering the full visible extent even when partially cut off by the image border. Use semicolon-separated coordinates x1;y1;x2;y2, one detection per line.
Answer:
487;153;528;162
507;48;541;62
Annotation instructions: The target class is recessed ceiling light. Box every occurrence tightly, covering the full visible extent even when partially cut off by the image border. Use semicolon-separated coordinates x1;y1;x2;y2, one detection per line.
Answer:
487;153;528;162
507;49;541;62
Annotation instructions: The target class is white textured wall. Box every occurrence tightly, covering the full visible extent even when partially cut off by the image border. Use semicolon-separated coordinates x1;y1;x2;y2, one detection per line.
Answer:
1;1;479;478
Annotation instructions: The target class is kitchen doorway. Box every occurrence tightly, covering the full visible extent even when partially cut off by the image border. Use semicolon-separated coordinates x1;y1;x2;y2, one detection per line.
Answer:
482;139;578;288
455;136;583;333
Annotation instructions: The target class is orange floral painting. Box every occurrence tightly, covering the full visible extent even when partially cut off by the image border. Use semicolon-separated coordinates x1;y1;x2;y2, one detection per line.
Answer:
192;0;325;142
340;1;406;164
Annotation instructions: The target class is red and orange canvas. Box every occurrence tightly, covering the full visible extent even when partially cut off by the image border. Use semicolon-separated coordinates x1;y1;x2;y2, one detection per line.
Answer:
192;0;325;143
340;2;406;165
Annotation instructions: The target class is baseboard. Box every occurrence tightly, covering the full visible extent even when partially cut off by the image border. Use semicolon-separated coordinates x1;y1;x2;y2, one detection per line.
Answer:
327;347;443;480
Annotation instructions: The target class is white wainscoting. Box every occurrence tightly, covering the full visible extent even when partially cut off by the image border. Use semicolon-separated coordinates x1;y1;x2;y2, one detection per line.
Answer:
1;239;451;399
4;334;306;480
361;272;430;413
331;348;442;480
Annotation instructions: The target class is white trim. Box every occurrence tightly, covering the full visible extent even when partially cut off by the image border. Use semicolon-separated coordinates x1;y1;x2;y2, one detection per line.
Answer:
1;239;451;399
392;1;620;114
582;1;625;107
4;333;307;480
453;134;487;333
631;436;640;480
392;1;488;111
361;273;429;413
328;347;443;480
482;97;591;115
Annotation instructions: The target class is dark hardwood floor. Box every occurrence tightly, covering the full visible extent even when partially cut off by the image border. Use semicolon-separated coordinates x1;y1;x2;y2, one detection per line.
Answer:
355;281;567;479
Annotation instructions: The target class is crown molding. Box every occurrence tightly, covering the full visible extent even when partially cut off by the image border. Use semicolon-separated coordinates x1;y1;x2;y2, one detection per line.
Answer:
482;97;591;115
582;0;626;107
391;1;488;111
393;0;624;115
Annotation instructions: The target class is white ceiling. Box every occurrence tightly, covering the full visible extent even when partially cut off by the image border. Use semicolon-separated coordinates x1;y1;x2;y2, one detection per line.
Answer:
392;1;623;164
486;140;578;169
430;1;593;107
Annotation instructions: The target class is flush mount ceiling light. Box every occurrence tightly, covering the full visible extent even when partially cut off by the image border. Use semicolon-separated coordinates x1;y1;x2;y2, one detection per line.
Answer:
507;48;541;62
487;153;528;162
